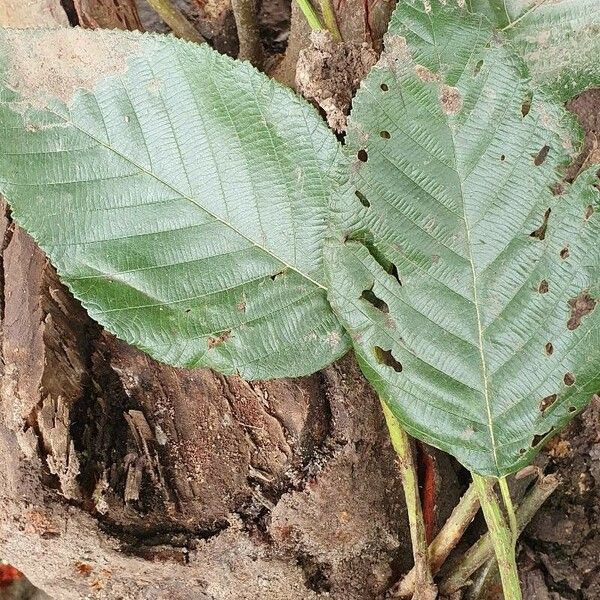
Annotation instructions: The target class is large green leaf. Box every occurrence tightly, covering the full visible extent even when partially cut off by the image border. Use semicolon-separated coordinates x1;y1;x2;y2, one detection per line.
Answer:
467;0;600;101
327;0;600;476
0;28;350;379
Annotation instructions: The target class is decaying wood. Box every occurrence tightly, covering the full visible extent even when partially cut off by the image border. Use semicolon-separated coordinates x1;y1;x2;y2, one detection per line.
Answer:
74;0;144;30
1;294;423;599
295;30;378;131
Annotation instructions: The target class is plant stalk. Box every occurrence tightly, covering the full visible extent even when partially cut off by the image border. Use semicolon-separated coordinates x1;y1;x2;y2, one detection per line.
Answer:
294;0;325;32
231;0;265;67
145;0;206;44
381;401;437;600
499;476;518;547
441;474;558;596
391;482;482;597
317;0;342;41
472;474;522;600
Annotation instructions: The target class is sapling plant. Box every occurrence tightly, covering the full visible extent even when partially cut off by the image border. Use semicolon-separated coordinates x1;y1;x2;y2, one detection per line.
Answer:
0;0;598;598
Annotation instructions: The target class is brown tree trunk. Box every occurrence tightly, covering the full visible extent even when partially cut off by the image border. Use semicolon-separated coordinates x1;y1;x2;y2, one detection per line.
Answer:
0;194;424;599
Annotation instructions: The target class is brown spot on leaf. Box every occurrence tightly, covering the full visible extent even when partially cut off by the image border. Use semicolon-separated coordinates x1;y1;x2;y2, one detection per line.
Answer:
564;372;575;386
584;205;594;220
560;246;569;259
415;65;439;82
386;35;411;62
567;291;597;330
355;191;370;207
534;145;550;166
538;280;549;294
208;330;231;348
440;85;462;115
545;342;554;355
2;29;138;109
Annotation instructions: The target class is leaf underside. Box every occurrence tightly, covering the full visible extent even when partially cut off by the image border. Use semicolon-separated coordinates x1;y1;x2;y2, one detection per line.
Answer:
0;28;350;379
467;0;600;101
326;0;600;476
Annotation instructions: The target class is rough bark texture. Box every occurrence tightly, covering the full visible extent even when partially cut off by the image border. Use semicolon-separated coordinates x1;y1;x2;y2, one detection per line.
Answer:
0;207;422;599
74;0;144;30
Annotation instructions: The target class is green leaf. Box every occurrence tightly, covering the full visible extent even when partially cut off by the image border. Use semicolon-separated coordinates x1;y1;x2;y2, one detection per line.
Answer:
326;0;600;476
465;0;529;28
0;28;350;379
467;0;600;101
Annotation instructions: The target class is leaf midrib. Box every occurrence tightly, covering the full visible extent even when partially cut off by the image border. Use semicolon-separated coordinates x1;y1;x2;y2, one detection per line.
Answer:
460;187;500;473
421;6;501;473
41;105;329;293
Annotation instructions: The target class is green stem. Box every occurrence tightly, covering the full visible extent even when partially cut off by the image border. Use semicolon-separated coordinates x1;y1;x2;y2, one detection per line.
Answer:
439;474;558;595
317;0;342;41
145;0;206;44
472;474;522;600
294;0;325;31
381;401;437;600
499;476;518;547
231;0;265;67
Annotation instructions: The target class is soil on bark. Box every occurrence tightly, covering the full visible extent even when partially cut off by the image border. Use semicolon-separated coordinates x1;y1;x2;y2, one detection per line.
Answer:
0;2;599;600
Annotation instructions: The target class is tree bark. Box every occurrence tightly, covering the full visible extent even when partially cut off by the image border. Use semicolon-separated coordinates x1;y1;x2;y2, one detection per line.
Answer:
0;202;425;598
